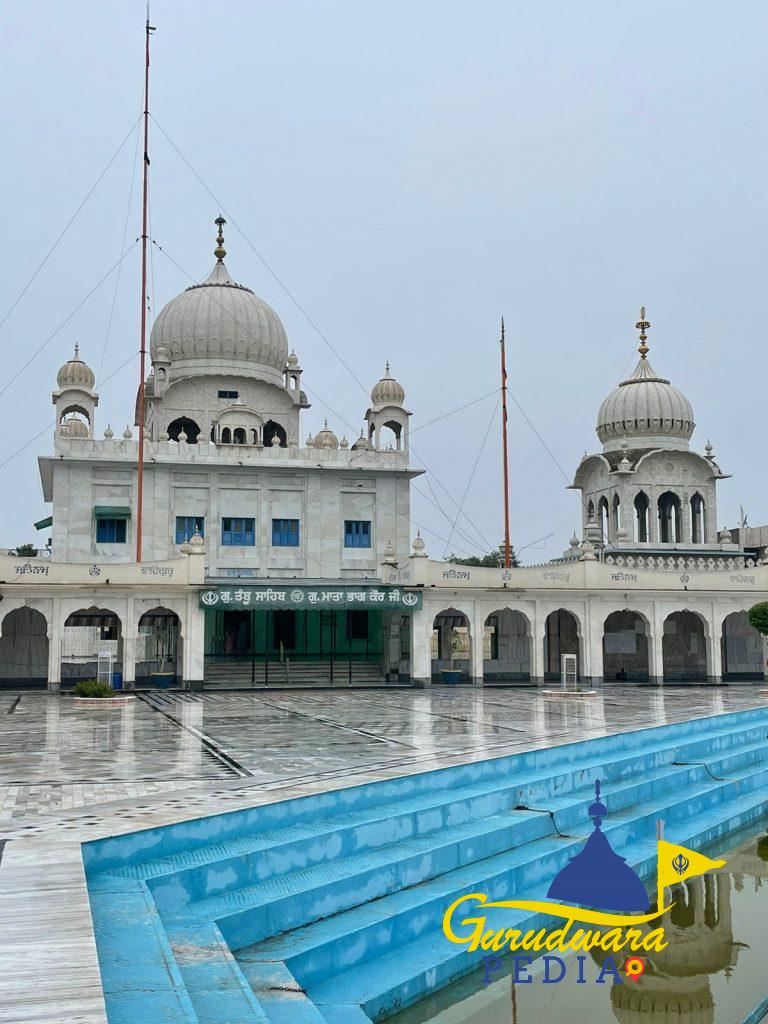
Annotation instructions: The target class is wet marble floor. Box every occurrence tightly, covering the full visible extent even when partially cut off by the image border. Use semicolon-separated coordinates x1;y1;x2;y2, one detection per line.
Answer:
0;685;764;827
1;685;767;1024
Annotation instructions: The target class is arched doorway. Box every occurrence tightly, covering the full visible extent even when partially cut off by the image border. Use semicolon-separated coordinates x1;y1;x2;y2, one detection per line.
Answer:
431;609;471;682
658;491;682;543
137;608;181;685
167;416;200;443
483;609;531;683
603;610;649;682
663;611;708;682
61;607;123;685
0;608;49;687
634;491;650;542
721;611;763;680
544;609;580;681
263;420;287;448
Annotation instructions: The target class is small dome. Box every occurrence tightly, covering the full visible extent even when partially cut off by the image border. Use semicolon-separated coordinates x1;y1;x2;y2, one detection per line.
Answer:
149;219;289;379
411;531;427;557
286;350;300;368
57;343;95;390
314;419;339;450
371;362;405;407
351;432;372;451
596;313;694;452
62;417;88;438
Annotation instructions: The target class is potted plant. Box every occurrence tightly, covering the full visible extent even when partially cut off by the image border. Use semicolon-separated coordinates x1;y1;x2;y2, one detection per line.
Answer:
441;631;464;684
150;626;175;688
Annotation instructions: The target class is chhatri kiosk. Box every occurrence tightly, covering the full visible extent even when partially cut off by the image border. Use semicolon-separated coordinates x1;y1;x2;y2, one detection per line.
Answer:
402;312;768;688
0;241;766;691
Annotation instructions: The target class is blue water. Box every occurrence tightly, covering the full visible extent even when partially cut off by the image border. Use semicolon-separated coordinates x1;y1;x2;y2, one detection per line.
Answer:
389;822;768;1024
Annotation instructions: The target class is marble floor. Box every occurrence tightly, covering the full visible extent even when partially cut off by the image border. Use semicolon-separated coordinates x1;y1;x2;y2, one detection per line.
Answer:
1;686;766;1023
0;685;763;828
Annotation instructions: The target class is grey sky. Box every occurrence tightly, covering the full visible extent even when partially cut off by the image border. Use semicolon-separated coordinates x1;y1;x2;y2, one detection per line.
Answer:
1;1;766;561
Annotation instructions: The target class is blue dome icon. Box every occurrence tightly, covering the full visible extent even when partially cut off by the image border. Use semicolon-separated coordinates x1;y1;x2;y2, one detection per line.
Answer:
547;780;649;913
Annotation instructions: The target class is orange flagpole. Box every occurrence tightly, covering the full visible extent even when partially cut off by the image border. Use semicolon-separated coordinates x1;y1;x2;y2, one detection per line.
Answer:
500;317;511;568
135;12;154;562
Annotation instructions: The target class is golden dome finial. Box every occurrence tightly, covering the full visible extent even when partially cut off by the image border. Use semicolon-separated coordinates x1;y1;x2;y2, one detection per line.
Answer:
214;215;227;262
635;305;651;358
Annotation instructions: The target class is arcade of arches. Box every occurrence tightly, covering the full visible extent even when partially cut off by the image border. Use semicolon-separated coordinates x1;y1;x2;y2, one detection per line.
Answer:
426;604;767;686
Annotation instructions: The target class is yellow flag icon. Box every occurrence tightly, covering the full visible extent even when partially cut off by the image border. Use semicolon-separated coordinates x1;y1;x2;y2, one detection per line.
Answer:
657;839;726;894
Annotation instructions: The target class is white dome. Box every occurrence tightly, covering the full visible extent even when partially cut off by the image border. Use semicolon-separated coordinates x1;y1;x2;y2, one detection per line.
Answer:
371;363;405;407
314;420;339;449
150;259;288;377
597;356;694;452
57;344;95;390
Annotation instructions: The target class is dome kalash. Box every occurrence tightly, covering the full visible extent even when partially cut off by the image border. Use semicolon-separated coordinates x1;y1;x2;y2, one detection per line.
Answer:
596;308;694;454
149;218;289;383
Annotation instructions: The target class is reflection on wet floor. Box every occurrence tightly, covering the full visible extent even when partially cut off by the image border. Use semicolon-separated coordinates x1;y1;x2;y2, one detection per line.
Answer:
0;686;764;821
390;825;768;1024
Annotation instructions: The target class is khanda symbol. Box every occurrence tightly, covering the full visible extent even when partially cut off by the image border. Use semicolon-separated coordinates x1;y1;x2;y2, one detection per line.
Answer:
672;853;690;876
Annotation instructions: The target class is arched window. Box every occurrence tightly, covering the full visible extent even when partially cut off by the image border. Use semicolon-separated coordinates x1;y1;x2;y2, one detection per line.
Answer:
251;428;259;446
658;491;682;543
690;492;706;544
587;499;595;522
233;427;246;445
263;420;287;448
221;427;232;444
598;497;609;542
167;417;200;444
612;493;621;537
634;491;649;542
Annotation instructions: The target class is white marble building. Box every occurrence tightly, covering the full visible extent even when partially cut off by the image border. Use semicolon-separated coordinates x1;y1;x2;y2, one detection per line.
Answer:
1;247;767;691
40;220;416;578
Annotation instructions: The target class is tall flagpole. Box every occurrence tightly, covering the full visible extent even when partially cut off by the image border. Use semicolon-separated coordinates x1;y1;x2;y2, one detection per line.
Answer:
500;317;511;569
136;11;154;563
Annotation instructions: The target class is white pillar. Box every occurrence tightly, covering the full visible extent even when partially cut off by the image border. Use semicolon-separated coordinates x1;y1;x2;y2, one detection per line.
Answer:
531;603;545;686
651;606;666;686
186;596;206;690
47;596;62;693
472;603;484;686
410;606;431;688
708;608;722;684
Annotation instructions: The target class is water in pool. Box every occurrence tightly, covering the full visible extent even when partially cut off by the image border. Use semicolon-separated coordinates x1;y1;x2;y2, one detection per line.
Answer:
389;823;768;1024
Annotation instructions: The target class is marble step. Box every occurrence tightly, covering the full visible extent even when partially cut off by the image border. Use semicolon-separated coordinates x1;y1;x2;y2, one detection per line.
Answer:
138;757;699;910
305;782;768;1022
242;754;768;992
185;759;768;953
83;706;768;878
103;712;768;905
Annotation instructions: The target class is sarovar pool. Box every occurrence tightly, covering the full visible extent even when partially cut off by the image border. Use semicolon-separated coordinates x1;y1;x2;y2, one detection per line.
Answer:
389;822;768;1024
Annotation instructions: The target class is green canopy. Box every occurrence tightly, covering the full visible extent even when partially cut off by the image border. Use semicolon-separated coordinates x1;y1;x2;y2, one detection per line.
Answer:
93;506;131;520
34;516;53;531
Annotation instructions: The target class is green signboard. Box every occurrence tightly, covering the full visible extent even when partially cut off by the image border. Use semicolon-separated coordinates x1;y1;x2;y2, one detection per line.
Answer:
200;584;421;611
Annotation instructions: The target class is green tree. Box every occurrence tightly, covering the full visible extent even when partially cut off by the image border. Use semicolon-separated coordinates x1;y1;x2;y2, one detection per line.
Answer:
748;602;768;636
13;543;38;557
447;548;520;568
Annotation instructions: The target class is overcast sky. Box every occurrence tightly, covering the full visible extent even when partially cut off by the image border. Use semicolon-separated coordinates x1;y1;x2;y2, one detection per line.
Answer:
1;1;766;562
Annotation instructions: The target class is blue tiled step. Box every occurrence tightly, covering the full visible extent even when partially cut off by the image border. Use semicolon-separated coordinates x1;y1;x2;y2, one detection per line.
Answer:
195;760;768;954
84;707;768;878
306;785;768;1022
111;717;767;917
241;760;768;995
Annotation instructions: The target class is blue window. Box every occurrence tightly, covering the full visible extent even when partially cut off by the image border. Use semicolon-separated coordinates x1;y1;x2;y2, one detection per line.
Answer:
272;518;300;546
175;516;204;544
222;517;255;546
96;518;127;543
344;520;371;548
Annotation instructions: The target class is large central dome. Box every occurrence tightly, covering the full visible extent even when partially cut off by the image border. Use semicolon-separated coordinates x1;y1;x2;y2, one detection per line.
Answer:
150;220;288;379
596;312;694;452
